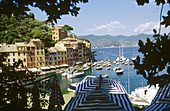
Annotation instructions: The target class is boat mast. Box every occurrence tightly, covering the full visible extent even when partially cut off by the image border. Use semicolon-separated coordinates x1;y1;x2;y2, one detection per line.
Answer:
128;61;130;94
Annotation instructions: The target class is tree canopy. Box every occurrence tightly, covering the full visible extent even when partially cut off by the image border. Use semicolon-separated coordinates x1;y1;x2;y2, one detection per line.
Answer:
0;13;54;49
134;0;170;87
0;0;89;23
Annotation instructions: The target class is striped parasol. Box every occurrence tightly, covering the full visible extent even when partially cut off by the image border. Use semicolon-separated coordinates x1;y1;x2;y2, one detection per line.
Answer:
65;76;135;111
143;83;170;111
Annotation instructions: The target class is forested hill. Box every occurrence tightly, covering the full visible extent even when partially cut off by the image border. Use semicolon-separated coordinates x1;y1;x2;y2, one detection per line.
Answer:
78;34;152;48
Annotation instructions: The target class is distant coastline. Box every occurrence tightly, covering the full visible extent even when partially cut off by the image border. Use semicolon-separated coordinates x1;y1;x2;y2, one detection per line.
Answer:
91;46;139;49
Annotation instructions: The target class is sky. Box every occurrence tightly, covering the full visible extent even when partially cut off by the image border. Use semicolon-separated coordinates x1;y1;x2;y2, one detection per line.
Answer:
29;0;170;36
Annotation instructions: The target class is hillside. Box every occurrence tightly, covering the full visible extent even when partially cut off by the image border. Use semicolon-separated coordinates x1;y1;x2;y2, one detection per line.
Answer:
78;34;152;48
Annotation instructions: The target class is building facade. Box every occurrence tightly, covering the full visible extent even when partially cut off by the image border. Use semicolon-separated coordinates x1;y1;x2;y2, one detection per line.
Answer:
52;26;67;41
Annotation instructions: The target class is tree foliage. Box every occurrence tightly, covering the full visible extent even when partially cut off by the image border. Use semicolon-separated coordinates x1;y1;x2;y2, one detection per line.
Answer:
0;13;53;49
0;0;89;23
61;24;73;34
134;0;170;87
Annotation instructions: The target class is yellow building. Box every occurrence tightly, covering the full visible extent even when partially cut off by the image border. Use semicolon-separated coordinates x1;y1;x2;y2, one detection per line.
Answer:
55;42;67;65
29;39;45;67
15;42;27;67
52;26;67;41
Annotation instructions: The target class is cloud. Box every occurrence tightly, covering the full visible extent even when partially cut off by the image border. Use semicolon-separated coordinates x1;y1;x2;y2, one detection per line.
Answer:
87;21;126;32
134;21;170;34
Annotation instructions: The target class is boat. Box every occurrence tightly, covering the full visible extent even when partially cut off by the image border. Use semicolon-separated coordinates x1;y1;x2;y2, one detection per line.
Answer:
102;74;109;78
96;66;102;70
82;64;90;71
106;67;111;70
113;61;116;64
102;64;106;67
131;47;136;61
113;66;120;71
115;46;124;74
61;70;72;77
124;62;128;65
129;62;133;65
116;67;124;74
67;71;85;78
132;56;136;61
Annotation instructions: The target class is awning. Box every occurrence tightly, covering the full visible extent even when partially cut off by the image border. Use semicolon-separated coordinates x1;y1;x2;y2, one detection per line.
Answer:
60;64;69;67
40;66;50;70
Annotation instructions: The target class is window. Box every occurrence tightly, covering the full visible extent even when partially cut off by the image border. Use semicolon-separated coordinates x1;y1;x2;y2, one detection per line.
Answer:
13;52;15;56
62;57;63;60
37;63;38;66
13;58;15;62
31;63;32;66
37;47;39;50
31;57;32;62
32;52;34;55
24;58;26;62
58;57;60;59
24;52;25;56
37;51;39;55
40;57;42;60
8;59;10;62
18;52;20;56
37;57;38;61
41;51;43;55
41;47;43;50
40;62;42;66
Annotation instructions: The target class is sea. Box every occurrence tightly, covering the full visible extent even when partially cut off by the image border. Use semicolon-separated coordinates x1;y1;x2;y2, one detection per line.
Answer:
55;47;148;94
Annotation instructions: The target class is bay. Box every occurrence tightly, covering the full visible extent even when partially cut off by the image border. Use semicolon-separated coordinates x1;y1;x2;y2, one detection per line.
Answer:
56;47;148;93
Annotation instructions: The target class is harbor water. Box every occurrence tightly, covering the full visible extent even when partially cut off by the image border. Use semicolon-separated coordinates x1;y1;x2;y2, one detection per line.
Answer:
56;47;148;93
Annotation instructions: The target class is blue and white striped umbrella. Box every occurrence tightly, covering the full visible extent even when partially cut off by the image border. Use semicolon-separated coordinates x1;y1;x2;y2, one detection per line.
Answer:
64;94;87;111
108;80;127;94
65;77;135;111
110;94;135;111
75;78;96;95
143;83;170;111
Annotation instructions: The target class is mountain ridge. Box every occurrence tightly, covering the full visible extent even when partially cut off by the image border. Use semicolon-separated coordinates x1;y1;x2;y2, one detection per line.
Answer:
78;34;152;48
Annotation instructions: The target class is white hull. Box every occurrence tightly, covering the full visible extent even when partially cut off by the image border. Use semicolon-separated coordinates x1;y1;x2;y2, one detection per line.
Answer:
67;71;84;78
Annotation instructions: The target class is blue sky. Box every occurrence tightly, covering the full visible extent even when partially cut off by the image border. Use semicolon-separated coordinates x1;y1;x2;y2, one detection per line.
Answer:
29;0;170;36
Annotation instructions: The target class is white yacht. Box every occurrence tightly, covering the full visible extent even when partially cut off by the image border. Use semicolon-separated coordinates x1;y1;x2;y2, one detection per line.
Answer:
116;67;124;74
67;71;85;79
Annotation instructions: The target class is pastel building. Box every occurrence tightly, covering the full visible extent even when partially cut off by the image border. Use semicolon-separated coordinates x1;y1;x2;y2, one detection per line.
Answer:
46;47;59;66
55;42;70;64
15;42;27;67
27;39;45;67
0;43;18;66
52;26;67;41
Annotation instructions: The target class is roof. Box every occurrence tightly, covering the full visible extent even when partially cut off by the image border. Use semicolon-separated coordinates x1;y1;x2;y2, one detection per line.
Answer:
30;39;41;42
0;44;17;52
61;37;77;41
55;46;67;52
15;42;27;46
53;25;63;29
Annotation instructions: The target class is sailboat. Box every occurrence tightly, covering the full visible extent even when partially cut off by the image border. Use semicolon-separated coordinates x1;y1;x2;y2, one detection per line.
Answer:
120;46;126;62
102;64;109;78
115;46;124;74
131;47;136;61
